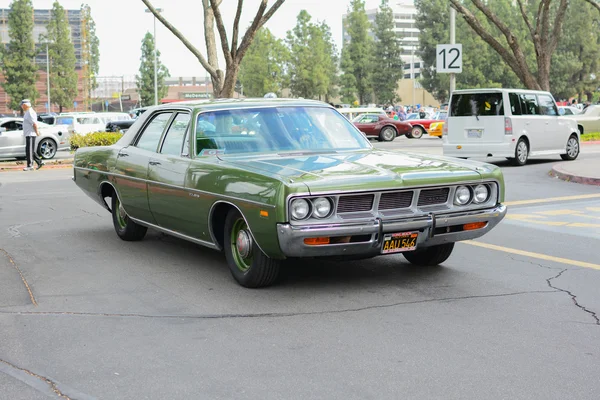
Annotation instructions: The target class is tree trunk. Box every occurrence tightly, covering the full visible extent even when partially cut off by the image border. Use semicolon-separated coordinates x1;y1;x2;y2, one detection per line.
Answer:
218;65;240;98
536;54;551;91
59;105;63;113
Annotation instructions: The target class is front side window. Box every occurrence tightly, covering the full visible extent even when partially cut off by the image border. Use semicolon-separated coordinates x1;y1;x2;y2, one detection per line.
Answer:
195;107;370;156
160;113;191;156
538;95;558;116
136;112;173;152
450;93;504;117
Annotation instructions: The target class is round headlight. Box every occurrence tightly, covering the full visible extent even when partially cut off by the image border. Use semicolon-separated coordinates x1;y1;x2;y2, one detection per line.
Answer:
291;199;311;220
473;184;489;203
455;186;471;205
312;197;332;218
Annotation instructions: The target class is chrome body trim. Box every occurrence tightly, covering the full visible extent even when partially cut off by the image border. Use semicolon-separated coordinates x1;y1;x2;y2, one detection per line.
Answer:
277;204;507;257
129;216;220;250
74;166;276;208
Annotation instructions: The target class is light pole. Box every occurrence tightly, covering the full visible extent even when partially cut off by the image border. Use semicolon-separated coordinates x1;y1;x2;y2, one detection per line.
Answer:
145;7;163;106
449;6;456;94
46;42;51;113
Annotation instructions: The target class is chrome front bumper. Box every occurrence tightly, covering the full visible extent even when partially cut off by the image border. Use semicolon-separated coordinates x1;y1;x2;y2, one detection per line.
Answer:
277;204;507;257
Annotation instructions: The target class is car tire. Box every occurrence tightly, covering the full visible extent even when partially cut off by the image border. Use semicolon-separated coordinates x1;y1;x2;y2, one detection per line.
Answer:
560;135;579;161
510;138;529;166
379;126;396;142
111;195;147;241
224;209;280;288
37;138;57;159
410;126;424;139
402;243;454;266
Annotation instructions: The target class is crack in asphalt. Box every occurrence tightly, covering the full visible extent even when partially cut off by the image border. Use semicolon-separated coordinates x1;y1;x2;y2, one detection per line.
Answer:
0;290;555;320
0;248;37;306
0;358;71;399
546;269;600;326
7;220;53;238
79;208;103;218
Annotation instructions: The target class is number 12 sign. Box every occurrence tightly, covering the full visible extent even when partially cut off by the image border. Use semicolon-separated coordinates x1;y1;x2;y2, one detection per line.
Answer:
436;44;462;73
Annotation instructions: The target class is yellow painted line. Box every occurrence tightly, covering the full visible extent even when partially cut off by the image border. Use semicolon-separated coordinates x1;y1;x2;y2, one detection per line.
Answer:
505;193;600;207
568;222;600;228
464;241;600;270
587;207;600;212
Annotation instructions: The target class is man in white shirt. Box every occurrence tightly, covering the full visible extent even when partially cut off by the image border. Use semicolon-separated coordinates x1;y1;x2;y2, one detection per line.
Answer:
21;99;43;171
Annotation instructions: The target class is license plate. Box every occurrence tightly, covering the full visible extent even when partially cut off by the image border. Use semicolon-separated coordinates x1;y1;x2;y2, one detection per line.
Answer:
381;231;418;254
467;129;483;138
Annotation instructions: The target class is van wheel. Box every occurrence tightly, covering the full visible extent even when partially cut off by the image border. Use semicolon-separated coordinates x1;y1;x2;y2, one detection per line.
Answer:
560;135;580;161
510;138;529;166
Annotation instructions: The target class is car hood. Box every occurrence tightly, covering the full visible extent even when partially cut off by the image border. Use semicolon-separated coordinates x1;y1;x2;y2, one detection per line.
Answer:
222;149;488;193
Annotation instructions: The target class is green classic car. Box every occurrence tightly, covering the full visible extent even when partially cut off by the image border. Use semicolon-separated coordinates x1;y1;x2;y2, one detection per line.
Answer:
73;99;507;288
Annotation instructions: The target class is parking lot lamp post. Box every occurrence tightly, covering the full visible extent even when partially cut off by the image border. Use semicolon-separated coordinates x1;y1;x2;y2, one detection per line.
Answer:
145;7;163;106
46;42;51;113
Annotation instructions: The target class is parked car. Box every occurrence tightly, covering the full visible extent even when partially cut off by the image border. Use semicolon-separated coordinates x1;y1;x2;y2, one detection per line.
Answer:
72;98;507;288
558;106;582;116
38;112;59;125
352;113;412;141
565;105;600;135
443;89;580;165
0;117;70;159
338;107;386;121
106;119;136;133
128;107;150;120
55;114;105;135
97;112;132;124
404;113;444;139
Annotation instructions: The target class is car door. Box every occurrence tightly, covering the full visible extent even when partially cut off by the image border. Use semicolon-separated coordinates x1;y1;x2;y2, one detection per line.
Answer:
354;115;378;137
518;94;546;151
113;111;174;224
537;93;565;151
147;111;197;235
0;120;26;157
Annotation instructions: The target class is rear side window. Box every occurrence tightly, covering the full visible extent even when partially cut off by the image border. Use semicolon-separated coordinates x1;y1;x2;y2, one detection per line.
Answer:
450;93;504;117
509;93;522;115
519;94;539;115
538;94;558;116
136;112;173;152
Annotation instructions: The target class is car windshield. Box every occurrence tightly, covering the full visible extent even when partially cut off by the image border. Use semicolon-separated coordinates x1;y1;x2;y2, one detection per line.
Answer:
56;117;73;125
195;106;370;156
406;113;419;120
582;105;600;116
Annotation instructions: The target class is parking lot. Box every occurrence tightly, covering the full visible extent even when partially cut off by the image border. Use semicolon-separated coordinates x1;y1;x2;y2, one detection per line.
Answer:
1;138;600;399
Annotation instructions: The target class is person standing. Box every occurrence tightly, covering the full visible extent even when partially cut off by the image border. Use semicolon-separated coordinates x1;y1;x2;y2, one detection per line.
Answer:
21;99;43;171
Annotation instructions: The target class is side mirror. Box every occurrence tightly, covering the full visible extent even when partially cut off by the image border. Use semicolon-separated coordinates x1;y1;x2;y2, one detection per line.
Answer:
558;108;565;116
0;127;6;132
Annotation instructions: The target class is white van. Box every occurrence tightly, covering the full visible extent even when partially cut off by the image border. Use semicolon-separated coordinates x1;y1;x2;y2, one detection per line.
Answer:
338;107;386;121
55;114;106;135
443;89;580;165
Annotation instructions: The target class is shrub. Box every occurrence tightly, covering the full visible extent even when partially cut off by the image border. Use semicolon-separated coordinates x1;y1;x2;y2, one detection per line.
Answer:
70;132;123;151
581;132;600;142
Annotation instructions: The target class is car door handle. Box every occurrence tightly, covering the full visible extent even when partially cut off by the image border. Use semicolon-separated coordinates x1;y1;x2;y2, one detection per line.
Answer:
149;161;161;166
117;152;129;158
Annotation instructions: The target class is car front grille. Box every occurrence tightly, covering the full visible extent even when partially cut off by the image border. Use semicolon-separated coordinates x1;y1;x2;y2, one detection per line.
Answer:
337;194;374;213
378;191;413;210
418;188;450;207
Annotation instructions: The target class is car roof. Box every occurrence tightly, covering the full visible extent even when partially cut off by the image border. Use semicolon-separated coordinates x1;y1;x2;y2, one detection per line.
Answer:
153;98;330;112
452;88;553;95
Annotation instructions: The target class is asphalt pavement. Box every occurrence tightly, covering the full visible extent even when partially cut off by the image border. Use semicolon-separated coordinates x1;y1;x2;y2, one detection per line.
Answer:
1;138;600;399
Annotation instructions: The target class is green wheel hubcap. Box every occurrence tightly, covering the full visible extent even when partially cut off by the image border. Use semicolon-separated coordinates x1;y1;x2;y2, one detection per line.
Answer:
231;218;253;272
116;198;127;229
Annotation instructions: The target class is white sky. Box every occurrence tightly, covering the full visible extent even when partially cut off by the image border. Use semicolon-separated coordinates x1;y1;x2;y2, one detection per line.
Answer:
0;0;382;77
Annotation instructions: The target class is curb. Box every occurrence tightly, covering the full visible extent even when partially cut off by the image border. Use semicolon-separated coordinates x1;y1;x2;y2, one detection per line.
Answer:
582;141;600;145
549;164;600;186
0;163;73;172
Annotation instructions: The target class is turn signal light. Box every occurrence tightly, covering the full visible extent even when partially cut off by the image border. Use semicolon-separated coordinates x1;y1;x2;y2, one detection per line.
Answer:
463;222;487;231
304;237;330;245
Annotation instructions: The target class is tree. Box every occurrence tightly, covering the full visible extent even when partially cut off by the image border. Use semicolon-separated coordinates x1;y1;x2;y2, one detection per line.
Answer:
583;0;600;12
371;0;403;105
341;0;373;104
286;11;339;100
136;32;169;106
141;0;286;98
448;0;571;91
238;28;289;97
45;1;78;113
81;4;100;105
416;0;522;102
550;2;600;101
1;0;38;111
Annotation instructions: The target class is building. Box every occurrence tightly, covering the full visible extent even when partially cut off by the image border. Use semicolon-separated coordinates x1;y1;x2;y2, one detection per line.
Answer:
0;8;87;113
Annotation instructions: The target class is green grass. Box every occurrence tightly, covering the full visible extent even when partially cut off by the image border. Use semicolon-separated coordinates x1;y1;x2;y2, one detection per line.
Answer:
581;132;600;142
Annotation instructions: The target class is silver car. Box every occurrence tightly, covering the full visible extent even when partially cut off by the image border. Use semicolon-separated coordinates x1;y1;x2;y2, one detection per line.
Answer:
0;117;70;159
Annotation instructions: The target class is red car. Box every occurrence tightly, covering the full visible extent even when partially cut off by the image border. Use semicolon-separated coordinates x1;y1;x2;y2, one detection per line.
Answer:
406;111;448;139
352;113;412;142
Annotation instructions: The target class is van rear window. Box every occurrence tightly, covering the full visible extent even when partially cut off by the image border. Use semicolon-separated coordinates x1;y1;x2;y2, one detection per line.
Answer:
450;93;504;117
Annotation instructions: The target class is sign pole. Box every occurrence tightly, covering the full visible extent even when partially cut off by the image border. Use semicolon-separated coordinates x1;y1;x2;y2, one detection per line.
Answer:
449;6;456;95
